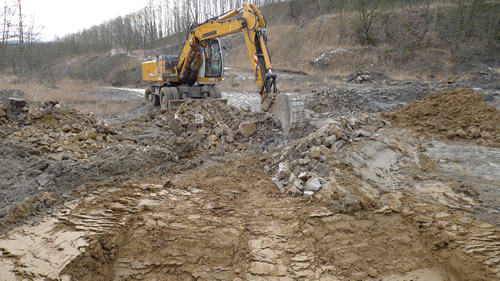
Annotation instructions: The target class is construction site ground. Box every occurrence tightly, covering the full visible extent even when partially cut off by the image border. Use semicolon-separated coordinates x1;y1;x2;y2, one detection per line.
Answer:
0;69;499;281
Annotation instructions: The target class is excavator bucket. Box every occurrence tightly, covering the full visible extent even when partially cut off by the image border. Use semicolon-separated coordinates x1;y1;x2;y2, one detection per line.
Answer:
269;93;305;136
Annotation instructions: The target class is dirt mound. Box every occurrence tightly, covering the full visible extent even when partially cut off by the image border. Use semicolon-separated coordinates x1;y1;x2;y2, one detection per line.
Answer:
157;99;279;156
1;99;116;160
384;88;500;147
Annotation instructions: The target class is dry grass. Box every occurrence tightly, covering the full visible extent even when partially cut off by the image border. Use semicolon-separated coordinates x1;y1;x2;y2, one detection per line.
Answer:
0;76;138;115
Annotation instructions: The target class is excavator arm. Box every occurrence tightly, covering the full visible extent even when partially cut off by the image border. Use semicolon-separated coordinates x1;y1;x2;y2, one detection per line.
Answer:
174;3;305;135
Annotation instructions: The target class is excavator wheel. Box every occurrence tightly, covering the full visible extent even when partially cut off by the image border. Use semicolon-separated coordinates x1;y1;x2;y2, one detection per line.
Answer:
159;87;173;109
171;87;180;100
145;87;159;106
269;93;305;136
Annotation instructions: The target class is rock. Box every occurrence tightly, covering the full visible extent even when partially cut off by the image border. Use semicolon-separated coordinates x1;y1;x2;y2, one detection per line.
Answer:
319;145;330;156
47;153;63;161
456;129;467;138
207;135;218;146
314;163;330;177
0;106;6;117
298;172;308;180
310;146;321;159
293;179;304;191
277;162;291;180
323;135;337;148
43;114;60;128
169;119;184;136
9;97;27;108
469;127;481;138
71;123;83;132
226;134;234;143
304;177;322;192
37;173;52;187
361;75;371;81
239;121;256;138
61;124;72;132
78;128;98;140
0;129;6;138
327;125;343;138
355;129;371;138
303;191;315;196
298;158;310;165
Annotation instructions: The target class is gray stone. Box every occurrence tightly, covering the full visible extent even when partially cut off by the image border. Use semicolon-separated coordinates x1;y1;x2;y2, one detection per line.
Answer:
9;97;27;108
355;129;372;138
37;173;52;187
47;153;63;161
169;119;184;136
298;158;310;165
277;162;291;180
323;135;337;148
314;163;330;177
298;172;308;180
304;177;322;192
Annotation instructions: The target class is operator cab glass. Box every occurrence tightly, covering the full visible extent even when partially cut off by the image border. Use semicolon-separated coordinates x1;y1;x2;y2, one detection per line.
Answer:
204;40;223;77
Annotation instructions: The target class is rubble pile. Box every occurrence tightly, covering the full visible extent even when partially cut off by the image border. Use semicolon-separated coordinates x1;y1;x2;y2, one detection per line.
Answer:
343;70;391;84
384;88;500;147
306;84;433;117
157;99;277;157
1;98;116;160
270;114;386;196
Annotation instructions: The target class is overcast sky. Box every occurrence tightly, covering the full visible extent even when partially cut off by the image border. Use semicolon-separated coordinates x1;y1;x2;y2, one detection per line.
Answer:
23;0;150;41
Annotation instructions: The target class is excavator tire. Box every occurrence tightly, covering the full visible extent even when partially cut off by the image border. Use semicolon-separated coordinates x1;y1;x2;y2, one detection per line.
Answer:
145;87;159;106
171;87;180;100
160;87;173;109
270;93;305;136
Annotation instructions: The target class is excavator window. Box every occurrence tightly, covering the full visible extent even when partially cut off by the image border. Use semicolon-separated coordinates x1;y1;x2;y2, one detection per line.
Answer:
204;40;222;77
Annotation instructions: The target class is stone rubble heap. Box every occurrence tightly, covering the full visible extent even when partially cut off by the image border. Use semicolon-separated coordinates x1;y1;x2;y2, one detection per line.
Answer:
271;114;386;196
156;99;277;157
1;97;116;160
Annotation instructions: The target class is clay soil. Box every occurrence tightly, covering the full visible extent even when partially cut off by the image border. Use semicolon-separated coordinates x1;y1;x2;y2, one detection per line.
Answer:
0;72;499;281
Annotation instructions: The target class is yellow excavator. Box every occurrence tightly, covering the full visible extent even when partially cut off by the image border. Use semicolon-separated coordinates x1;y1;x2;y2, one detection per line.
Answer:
142;2;304;135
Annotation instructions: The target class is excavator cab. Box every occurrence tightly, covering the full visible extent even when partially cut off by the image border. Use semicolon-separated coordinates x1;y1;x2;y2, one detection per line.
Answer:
203;39;223;78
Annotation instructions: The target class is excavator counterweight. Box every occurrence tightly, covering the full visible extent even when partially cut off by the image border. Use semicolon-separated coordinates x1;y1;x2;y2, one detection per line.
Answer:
141;2;305;135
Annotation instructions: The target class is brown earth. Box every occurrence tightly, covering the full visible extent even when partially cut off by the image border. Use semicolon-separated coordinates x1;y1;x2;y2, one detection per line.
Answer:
384;88;500;147
1;81;500;281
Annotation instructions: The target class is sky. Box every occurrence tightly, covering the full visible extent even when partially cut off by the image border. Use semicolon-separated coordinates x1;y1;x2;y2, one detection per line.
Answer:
22;0;150;41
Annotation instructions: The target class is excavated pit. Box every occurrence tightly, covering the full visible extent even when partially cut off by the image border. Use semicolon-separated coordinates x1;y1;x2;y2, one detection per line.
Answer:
1;84;499;280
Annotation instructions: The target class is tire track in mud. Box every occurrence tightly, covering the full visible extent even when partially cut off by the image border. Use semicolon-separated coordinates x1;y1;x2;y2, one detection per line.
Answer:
0;152;498;280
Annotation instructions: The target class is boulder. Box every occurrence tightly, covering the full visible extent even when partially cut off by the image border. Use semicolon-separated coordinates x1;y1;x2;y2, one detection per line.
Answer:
304;177;322;192
277;162;291;180
310;146;321;159
9;97;27;108
239;121;256;138
314;163;330;177
323;135;337;148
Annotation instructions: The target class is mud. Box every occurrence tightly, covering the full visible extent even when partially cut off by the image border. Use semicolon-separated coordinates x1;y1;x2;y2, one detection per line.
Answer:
0;73;499;280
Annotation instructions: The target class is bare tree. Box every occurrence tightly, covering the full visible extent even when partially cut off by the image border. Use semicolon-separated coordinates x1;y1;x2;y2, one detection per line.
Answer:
353;0;382;46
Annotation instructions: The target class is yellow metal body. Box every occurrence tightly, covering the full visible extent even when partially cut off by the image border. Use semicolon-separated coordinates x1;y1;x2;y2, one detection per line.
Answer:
141;2;274;101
